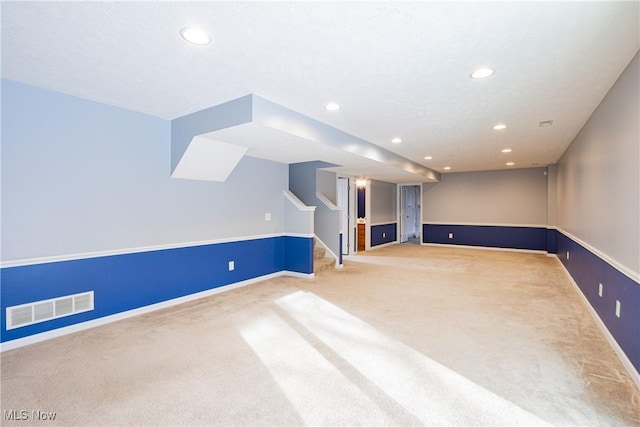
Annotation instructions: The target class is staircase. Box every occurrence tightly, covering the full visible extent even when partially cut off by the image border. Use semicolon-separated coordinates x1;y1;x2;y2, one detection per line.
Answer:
314;238;335;274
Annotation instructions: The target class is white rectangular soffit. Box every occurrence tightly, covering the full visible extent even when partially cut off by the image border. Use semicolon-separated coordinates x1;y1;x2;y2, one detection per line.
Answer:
6;291;94;330
171;135;248;182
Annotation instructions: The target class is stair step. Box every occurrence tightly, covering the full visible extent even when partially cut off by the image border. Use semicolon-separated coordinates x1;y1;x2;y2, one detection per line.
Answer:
314;247;326;260
314;257;335;273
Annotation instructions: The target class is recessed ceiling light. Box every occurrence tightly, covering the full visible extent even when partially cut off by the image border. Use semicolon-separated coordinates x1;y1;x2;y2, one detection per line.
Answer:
493;124;507;130
180;27;211;45
470;68;495;79
502;148;512;153
324;102;341;111
506;162;515;166
424;156;432;160
391;138;402;144
539;120;554;127
444;166;451;171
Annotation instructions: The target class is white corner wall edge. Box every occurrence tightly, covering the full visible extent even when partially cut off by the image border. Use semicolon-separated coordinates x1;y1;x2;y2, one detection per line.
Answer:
552;256;640;390
0;270;309;353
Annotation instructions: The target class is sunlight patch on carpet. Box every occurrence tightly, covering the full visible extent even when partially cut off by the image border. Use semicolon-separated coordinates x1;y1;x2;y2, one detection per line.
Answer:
238;310;394;425
273;291;549;426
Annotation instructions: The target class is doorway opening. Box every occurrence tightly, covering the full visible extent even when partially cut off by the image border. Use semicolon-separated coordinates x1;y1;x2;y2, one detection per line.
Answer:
399;185;421;244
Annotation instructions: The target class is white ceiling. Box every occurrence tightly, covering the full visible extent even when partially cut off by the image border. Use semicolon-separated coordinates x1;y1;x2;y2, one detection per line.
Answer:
202;123;436;183
2;1;638;181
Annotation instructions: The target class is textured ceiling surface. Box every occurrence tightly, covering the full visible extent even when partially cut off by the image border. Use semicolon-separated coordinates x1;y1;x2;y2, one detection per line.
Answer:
2;1;638;179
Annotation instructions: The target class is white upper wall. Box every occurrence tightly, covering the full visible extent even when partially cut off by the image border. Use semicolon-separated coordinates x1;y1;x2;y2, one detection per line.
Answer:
370;180;397;224
1;80;288;261
316;169;337;204
557;53;639;276
423;168;548;226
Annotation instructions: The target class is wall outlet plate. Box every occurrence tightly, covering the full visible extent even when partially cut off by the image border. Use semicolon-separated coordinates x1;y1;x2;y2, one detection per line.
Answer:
228;261;235;271
598;283;603;297
448;233;454;239
615;300;621;318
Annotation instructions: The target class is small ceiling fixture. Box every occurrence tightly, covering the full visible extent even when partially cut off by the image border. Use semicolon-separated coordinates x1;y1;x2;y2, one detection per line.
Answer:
506;162;515;166
501;148;512;153
180;27;211;45
444;166;451;171
424;156;432;160
539;120;554;127
324;102;341;111
356;179;367;188
493;124;507;130
391;137;402;144
470;67;495;79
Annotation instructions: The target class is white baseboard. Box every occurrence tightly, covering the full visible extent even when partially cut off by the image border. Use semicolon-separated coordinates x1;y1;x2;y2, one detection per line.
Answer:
368;241;398;251
553;256;640;390
0;271;294;353
284;270;314;279
421;242;547;255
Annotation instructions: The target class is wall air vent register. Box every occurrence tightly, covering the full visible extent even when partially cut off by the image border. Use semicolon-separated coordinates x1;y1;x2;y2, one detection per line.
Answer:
6;291;94;330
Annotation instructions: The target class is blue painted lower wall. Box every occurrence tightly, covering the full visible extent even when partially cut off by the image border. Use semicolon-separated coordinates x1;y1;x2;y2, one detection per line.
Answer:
556;231;640;373
546;228;557;254
1;235;312;344
371;223;397;247
284;236;314;274
423;224;547;251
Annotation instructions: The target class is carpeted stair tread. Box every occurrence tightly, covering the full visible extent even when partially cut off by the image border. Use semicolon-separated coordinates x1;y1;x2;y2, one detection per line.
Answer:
314;257;335;273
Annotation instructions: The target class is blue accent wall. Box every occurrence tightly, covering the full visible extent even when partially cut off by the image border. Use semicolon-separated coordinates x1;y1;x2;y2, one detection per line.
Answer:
1;236;312;343
423;224;547;251
546;228;557;254
556;231;640;373
371;223;397;247
284;236;314;274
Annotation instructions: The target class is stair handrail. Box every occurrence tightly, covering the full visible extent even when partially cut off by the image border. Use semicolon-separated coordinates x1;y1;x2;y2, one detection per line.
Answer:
284;190;316;211
315;192;342;211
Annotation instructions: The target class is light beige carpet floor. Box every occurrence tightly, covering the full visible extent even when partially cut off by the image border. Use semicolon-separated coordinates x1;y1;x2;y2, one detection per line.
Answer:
1;245;639;426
